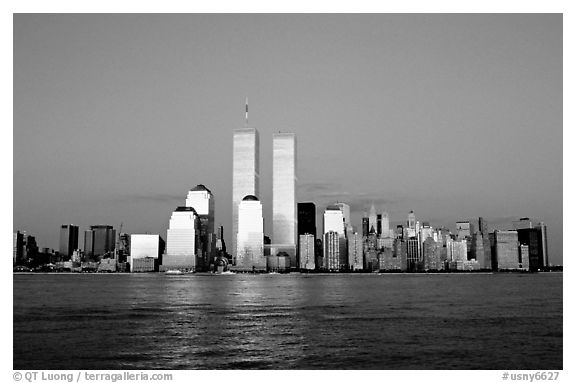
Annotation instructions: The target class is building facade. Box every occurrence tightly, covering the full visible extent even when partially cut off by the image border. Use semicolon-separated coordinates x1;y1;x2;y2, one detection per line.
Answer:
235;195;266;271
163;207;199;271
494;230;520;270
272;132;297;246
232;127;260;261
59;224;79;259
299;234;315;270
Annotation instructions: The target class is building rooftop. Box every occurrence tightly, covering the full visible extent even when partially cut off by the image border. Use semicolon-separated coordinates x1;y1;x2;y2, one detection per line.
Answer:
174;206;198;213
190;184;212;193
326;205;341;211
242;195;259;201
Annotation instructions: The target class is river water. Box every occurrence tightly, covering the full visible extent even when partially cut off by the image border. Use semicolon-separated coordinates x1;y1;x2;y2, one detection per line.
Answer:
13;272;562;370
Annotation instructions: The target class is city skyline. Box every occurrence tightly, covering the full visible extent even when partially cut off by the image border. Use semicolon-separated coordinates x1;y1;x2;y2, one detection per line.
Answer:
13;14;562;264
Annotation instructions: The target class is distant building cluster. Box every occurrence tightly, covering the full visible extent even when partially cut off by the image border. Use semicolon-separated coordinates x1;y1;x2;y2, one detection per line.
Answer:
13;103;553;273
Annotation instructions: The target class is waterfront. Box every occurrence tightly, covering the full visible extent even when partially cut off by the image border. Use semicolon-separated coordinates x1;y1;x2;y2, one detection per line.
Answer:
13;273;562;370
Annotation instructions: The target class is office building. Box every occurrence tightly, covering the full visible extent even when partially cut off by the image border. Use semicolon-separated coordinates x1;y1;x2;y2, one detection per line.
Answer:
381;211;390;237
232;125;260;261
163;207;199;271
323;231;341;271
323;205;346;268
235;195;266;271
494;230;520;270
423;237;443;271
323;205;345;235
59;224;79;259
297;202;316;237
186;184;216;270
13;231;26;265
517;222;549;270
85;225;115;259
519;245;530;270
456;221;474;240
478;217;488;236
335;202;351;227
299;234;315;270
471;232;491;269
407;237;421;271
407;210;416;229
130;234;165;272
368;204;377;234
347;230;364;270
84;229;94;259
513;217;533;230
362;215;369;237
273;133;297;251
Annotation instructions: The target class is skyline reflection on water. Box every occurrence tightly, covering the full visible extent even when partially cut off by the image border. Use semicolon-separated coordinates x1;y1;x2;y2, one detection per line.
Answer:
13;273;562;370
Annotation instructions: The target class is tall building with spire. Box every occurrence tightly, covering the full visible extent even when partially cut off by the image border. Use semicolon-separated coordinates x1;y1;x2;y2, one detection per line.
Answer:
272;132;297;266
368;204;377;234
232;100;260;262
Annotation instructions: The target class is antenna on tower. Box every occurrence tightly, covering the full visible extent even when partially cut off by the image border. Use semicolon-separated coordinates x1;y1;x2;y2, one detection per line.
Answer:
245;97;249;127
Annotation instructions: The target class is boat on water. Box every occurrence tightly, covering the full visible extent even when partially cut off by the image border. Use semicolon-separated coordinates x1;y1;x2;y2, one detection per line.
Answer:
218;270;235;275
165;270;184;275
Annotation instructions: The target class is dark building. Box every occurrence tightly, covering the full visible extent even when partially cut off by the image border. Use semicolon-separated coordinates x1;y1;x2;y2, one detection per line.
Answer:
314;238;323;270
85;225;116;260
13;231;25;265
377;214;382;236
84;229;94;259
297;202;316;237
362;216;369;237
406;237;421;271
478;217;488;236
517;223;549;270
396;225;404;240
59;224;79;259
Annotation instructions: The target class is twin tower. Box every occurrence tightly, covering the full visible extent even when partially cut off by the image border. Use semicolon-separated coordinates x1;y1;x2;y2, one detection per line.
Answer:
232;110;297;271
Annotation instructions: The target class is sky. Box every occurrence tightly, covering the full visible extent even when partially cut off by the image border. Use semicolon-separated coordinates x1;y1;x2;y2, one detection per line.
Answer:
13;14;563;264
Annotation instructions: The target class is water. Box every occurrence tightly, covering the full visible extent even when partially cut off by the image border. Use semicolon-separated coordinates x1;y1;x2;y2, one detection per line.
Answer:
13;273;562;370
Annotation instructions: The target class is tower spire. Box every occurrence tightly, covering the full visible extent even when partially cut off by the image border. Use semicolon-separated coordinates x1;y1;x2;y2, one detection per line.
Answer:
245;97;249;127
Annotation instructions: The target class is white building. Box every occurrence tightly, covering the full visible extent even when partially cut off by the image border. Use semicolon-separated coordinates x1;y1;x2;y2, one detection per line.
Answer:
163;207;199;271
368;204;377;234
186;184;215;233
272;133;297;266
235;195;266;271
323;205;345;235
130;234;164;273
232;126;260;260
130;234;162;260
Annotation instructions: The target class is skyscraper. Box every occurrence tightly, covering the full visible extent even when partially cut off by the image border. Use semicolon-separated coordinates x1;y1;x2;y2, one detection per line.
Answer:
232;107;260;260
297;202;316;237
299;234;315;270
88;225;115;259
323;231;341;271
186;184;216;270
323;205;347;270
84;229;94;259
381;211;390;237
368;204;377;234
235;195;265;271
407;210;416;230
334;202;351;227
272;133;297;263
59;224;79;259
163;206;199;271
323;205;345;235
362;215;369;237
